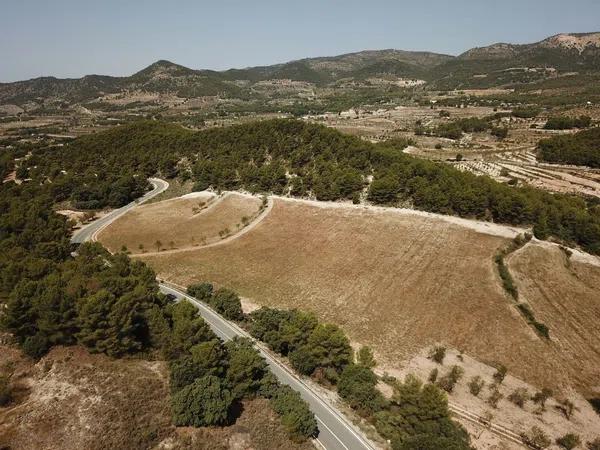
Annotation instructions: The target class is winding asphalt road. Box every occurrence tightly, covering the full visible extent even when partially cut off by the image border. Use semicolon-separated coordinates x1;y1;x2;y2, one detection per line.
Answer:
70;178;169;244
70;179;376;450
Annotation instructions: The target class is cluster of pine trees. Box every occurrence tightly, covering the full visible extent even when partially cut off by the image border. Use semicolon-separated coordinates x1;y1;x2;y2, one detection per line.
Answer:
538;127;600;168
246;305;471;449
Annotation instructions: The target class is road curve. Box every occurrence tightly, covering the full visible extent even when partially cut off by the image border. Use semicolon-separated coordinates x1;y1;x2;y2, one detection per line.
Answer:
71;178;169;244
70;179;376;450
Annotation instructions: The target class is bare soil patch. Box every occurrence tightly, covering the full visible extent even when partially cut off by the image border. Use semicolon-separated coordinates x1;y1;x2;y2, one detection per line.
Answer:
138;198;583;393
0;344;312;450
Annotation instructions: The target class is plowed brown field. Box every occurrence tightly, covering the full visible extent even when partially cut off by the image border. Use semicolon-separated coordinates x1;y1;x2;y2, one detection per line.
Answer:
102;195;600;398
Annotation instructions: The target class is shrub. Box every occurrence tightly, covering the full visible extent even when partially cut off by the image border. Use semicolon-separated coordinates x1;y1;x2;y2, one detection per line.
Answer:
171;375;234;427
487;387;503;408
508;387;529;408
532;388;553;410
521;426;551;449
556;433;581;450
492;364;507;384
270;385;318;441
437;365;464;393
429;346;446;364
428;368;439;384
467;376;484;397
558;398;576;420
495;254;518;299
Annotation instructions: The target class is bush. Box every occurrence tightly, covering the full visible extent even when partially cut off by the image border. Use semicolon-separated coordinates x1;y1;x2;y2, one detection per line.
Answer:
338;364;386;416
487;387;503;408
428;368;439;384
492;364;507;384
521;426;551;449
270;385;318;441
429;346;446;364
532;388;553;410
437;365;464;393
171;375;234;427
467;376;484;397
508;387;529;408
556;433;581;450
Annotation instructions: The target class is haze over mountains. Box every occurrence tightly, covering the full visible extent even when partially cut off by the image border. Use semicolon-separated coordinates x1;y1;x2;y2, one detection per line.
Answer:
1;32;599;106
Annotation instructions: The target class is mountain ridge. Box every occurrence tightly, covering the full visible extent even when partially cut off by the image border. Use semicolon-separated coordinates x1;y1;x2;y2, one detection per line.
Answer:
2;31;599;105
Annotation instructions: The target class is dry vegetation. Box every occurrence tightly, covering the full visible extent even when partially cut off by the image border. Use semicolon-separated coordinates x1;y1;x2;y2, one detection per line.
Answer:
508;241;600;395
0;342;312;450
117;196;599;393
98;192;262;253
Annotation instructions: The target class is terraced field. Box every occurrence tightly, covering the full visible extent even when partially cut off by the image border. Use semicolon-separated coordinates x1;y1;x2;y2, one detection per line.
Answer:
98;192;262;253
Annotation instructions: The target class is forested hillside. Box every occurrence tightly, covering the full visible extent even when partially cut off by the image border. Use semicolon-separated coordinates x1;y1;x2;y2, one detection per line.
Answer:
26;119;600;254
538;127;600;168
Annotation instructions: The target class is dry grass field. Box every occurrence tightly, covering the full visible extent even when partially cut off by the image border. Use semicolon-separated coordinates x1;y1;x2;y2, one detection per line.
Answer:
98;192;262;253
119;196;600;395
509;242;600;395
0;342;312;450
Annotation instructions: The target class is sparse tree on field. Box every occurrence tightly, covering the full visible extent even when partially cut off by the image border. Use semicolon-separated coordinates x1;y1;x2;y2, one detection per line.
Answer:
508;387;529;408
429;346;446;365
487;386;503;409
155;240;162;252
121;245;128;253
556;433;581;450
468;376;485;397
169;240;175;249
532;388;553;411
138;243;144;252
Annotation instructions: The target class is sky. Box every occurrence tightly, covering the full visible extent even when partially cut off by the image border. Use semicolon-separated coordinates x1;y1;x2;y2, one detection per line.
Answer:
1;0;599;82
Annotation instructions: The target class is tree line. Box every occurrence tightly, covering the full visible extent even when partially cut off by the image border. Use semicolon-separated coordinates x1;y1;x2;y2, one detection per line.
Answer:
184;281;473;449
20;118;600;254
537;127;600;168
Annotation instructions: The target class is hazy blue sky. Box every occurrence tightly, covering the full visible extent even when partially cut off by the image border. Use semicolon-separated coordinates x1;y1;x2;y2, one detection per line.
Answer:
1;0;599;82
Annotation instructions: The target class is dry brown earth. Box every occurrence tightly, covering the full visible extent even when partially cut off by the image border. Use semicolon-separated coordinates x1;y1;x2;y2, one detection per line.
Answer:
124;197;600;393
0;343;312;450
98;192;261;253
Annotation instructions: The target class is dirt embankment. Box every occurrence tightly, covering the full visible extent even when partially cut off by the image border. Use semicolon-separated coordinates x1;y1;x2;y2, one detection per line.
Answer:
0;343;312;450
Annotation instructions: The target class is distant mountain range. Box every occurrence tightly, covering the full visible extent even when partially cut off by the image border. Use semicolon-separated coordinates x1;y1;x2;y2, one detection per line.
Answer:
1;32;599;106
